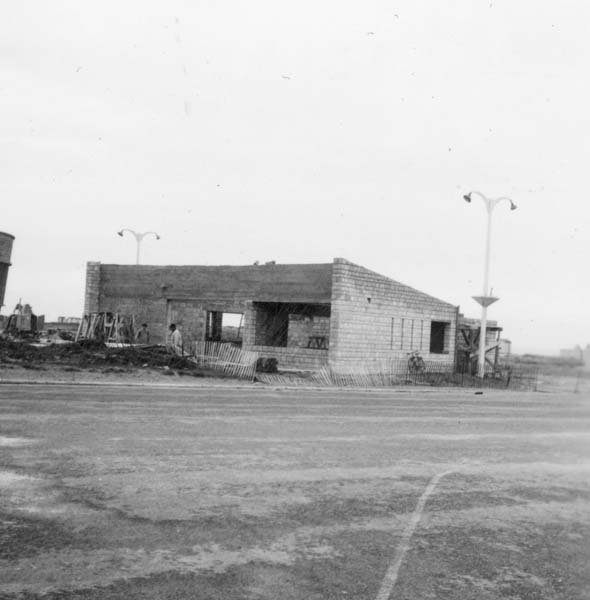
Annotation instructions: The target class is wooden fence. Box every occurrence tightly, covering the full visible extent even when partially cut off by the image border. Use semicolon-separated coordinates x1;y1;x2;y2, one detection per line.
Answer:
256;359;540;390
191;341;258;381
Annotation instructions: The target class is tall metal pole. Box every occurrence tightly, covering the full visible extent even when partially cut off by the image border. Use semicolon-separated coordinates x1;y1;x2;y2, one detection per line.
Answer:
464;192;516;378
135;236;141;265
478;205;493;378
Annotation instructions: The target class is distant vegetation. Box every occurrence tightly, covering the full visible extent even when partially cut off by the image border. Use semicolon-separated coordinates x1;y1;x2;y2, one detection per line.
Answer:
508;353;586;376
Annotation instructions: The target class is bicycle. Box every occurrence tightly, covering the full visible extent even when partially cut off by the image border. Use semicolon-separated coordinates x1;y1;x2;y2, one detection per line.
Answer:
407;350;426;374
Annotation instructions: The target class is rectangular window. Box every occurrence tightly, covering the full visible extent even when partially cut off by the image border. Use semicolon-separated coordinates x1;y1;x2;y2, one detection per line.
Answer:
430;321;450;354
390;318;395;349
400;318;405;350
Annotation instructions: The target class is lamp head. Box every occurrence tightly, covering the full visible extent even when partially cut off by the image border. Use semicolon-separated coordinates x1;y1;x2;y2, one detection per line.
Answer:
156;234;161;240
463;193;472;203
509;201;517;211
117;230;124;237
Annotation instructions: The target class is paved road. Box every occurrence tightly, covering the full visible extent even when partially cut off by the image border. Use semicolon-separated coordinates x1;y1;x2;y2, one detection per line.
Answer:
0;384;589;599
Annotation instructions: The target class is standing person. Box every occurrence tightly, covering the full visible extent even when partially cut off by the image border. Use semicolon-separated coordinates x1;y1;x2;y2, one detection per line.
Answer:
135;323;150;344
168;323;183;356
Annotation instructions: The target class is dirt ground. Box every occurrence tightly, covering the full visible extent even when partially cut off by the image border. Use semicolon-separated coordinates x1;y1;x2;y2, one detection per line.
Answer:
0;364;251;387
0;340;242;388
0;384;589;599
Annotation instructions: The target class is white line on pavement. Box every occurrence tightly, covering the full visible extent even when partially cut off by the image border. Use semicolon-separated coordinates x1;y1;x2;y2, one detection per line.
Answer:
374;470;453;600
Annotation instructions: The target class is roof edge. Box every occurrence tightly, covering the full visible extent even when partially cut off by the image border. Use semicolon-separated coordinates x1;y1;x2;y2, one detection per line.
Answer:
333;258;456;309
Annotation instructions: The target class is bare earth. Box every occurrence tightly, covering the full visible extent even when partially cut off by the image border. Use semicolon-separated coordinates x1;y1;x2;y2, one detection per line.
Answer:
0;384;589;599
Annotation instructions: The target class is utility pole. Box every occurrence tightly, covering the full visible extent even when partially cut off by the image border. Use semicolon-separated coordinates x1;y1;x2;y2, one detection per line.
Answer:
463;191;517;378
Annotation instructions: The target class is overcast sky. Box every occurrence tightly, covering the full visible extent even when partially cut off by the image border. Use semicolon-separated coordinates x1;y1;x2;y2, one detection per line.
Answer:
2;1;588;354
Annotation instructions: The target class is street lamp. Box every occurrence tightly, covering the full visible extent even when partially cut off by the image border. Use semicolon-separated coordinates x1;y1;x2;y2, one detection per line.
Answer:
463;191;517;378
117;229;161;265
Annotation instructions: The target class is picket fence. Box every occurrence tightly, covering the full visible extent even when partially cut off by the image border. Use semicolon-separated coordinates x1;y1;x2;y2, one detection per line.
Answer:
191;341;258;380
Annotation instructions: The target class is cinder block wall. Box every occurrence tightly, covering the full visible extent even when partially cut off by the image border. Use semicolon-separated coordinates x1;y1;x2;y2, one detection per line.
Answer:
329;259;458;368
84;262;333;346
83;262;101;315
250;346;329;370
84;264;249;344
288;315;330;348
241;303;256;348
167;300;209;347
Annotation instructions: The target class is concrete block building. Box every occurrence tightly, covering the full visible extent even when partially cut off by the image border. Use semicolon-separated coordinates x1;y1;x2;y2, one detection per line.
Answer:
84;258;458;371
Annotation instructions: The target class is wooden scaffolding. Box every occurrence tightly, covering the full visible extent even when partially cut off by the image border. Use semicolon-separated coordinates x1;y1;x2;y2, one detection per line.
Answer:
455;317;503;375
75;312;137;344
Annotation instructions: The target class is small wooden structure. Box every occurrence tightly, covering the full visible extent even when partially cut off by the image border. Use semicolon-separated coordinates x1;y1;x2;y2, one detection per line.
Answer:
3;302;44;336
455;316;503;376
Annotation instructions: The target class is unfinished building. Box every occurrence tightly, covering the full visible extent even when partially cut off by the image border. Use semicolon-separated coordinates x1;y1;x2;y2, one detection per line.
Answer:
84;258;458;371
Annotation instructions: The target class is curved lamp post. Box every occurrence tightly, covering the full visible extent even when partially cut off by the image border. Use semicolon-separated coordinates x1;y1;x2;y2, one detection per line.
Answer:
117;229;160;265
464;191;517;378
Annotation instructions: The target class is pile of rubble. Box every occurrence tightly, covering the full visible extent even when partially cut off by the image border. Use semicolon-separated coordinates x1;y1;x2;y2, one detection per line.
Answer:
0;339;200;372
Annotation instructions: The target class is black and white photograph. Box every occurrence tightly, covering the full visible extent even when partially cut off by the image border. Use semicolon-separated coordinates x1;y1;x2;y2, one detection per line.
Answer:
1;1;589;598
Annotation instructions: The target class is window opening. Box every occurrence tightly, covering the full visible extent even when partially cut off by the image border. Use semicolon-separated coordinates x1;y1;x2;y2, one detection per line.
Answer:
206;311;244;345
253;302;330;348
390;317;395;349
400;318;405;350
429;321;449;354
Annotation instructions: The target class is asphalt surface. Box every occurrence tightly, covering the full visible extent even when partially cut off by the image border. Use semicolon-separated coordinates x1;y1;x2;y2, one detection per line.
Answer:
0;384;589;599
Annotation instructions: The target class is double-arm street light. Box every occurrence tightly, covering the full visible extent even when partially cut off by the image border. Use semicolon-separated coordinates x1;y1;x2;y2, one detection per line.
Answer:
464;191;517;378
117;229;161;265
